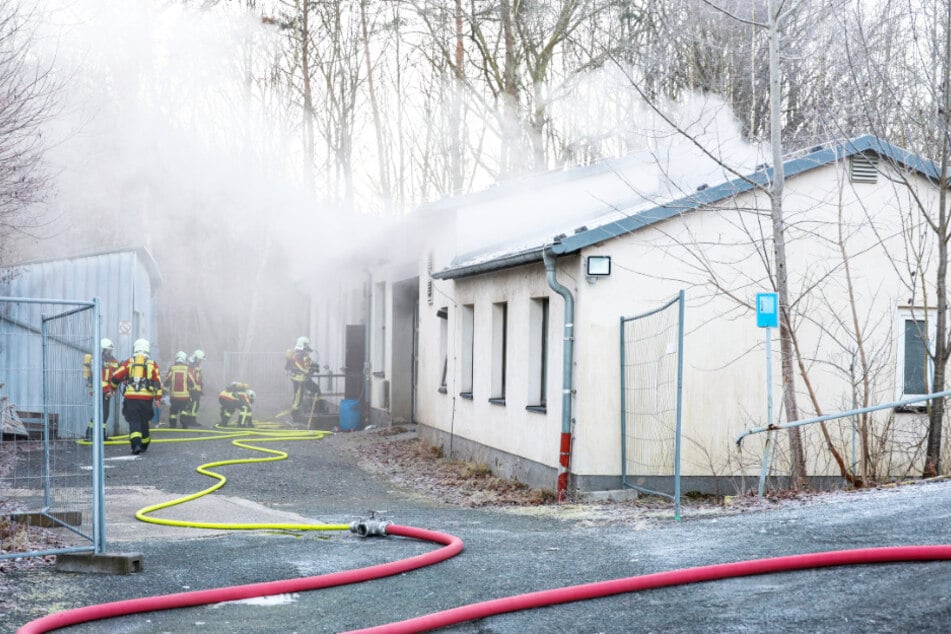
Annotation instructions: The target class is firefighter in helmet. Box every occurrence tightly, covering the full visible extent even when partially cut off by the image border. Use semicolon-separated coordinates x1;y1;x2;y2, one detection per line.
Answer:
83;338;119;441
286;336;315;421
163;351;195;428
180;349;205;428
218;382;254;427
110;338;163;455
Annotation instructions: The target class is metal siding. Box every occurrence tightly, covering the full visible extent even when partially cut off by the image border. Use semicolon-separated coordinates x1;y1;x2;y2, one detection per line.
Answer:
0;251;159;410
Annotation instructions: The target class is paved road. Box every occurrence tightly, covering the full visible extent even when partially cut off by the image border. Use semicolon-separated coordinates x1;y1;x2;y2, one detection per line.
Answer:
3;429;950;633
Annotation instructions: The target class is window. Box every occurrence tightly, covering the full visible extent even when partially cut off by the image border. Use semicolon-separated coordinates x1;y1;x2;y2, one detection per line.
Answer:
897;308;934;403
437;307;448;393
527;297;549;412
460;304;474;398
490;302;508;404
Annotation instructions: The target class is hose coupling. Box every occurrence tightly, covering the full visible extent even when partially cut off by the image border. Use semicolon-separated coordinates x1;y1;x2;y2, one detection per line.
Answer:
350;518;391;537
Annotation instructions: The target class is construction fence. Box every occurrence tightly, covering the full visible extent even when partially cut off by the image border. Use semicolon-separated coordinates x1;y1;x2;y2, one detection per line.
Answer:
0;296;104;560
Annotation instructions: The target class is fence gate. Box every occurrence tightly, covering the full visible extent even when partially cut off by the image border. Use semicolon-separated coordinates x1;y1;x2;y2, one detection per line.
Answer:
0;296;104;559
620;290;684;520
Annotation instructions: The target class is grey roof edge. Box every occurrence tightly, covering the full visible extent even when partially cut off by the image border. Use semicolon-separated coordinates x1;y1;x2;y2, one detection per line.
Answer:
550;134;937;255
431;247;546;280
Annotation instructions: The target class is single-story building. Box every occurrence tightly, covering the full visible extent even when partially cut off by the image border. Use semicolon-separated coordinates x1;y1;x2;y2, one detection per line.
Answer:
315;135;949;496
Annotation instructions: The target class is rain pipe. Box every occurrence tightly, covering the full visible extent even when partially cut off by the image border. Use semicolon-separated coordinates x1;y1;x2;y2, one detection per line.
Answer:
542;248;575;502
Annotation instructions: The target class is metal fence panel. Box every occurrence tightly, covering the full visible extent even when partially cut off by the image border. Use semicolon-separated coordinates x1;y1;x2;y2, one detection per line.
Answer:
0;297;103;559
620;290;684;519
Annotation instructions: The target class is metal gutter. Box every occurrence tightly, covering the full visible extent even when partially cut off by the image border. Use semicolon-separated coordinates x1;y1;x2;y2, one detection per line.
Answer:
431;247;545;280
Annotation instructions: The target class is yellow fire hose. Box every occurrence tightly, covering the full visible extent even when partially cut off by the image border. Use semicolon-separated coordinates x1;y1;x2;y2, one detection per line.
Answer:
91;423;351;533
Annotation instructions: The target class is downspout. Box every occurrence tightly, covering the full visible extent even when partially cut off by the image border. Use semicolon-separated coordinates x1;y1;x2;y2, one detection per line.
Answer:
542;248;574;502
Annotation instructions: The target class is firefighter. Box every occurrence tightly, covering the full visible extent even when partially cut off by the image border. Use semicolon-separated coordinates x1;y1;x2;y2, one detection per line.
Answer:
163;351;194;428
110;338;163;455
181;349;205;428
218;382;254;427
83;338;119;441
286;336;315;421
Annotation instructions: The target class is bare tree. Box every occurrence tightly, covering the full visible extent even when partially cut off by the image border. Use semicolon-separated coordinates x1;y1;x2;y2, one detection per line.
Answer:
836;0;951;478
0;1;58;265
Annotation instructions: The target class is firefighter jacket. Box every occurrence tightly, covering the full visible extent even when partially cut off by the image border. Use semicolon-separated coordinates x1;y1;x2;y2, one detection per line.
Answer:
164;362;194;401
83;353;119;396
111;354;163;401
285;350;312;383
219;387;252;408
188;363;203;395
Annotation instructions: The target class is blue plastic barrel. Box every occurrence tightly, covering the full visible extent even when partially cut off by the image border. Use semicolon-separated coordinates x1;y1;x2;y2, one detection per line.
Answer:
339;399;361;431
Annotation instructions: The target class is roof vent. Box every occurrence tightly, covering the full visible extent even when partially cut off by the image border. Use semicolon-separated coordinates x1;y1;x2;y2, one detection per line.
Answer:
696;183;708;191
850;153;879;184
574;225;588;234
755;163;769;171
553;233;567;242
810;145;823;153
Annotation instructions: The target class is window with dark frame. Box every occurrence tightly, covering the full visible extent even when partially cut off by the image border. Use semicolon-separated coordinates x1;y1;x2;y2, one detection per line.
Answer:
490;301;507;404
527;297;549;413
437;307;448;393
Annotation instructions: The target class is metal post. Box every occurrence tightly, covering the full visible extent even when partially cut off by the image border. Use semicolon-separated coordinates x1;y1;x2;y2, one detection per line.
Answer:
758;326;774;498
673;290;685;521
92;298;106;553
619;316;627;488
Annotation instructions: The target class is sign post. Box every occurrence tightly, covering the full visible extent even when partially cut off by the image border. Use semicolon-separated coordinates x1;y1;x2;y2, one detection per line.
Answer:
756;293;779;497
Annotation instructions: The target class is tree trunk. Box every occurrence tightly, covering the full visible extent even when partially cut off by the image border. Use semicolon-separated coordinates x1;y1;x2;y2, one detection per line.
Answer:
767;0;807;487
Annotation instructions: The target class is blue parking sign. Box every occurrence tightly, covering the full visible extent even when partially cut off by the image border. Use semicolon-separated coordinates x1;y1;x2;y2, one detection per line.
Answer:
756;293;779;328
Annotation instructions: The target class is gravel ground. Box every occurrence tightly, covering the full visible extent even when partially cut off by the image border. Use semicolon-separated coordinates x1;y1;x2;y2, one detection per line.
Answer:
1;424;950;633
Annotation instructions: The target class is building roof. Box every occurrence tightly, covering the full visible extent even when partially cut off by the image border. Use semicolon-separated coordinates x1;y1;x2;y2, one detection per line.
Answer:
3;246;163;288
432;134;938;280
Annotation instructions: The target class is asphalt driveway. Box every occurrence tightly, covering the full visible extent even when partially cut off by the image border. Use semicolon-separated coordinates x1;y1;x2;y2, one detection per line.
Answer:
2;427;950;633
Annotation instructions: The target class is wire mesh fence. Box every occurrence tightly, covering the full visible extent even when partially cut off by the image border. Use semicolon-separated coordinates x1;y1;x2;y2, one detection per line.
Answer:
0;297;103;559
620;290;684;519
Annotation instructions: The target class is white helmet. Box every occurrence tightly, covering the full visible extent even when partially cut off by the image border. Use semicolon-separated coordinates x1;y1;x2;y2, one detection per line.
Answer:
100;338;115;352
133;338;150;355
175;351;188;363
295;336;312;351
192;349;205;362
247;389;255;403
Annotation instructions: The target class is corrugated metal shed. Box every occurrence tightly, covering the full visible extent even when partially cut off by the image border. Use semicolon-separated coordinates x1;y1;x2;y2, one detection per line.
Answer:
1;247;162;357
0;248;163;430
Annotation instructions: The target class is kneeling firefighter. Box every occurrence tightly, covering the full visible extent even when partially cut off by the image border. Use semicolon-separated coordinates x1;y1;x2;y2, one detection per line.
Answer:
110;338;163;455
218;382;254;427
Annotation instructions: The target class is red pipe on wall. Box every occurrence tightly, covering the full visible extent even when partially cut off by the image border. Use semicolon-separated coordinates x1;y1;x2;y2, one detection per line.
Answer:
16;524;462;634
343;545;951;634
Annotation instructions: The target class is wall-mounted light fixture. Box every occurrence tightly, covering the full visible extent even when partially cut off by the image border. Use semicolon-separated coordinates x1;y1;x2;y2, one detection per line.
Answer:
586;255;611;277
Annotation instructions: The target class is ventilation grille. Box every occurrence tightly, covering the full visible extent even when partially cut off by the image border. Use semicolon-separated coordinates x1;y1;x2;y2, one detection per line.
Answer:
850;153;879;183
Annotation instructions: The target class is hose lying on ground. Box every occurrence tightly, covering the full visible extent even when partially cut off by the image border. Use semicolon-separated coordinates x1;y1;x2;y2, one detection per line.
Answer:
342;544;951;634
16;524;464;634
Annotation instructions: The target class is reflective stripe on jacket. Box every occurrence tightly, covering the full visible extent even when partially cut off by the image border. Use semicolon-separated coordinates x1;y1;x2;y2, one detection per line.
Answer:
111;354;163;400
164;363;193;400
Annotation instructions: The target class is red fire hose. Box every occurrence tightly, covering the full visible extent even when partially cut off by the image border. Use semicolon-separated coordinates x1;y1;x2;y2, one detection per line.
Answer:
17;529;950;634
16;524;462;634
343;544;951;634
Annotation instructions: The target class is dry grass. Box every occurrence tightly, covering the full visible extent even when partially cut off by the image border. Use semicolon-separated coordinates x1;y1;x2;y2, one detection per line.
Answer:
353;431;558;507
